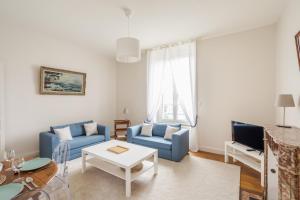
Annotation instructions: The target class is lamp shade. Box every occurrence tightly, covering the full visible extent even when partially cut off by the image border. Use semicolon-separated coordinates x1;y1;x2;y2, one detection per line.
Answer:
276;94;295;107
123;108;129;115
116;37;141;63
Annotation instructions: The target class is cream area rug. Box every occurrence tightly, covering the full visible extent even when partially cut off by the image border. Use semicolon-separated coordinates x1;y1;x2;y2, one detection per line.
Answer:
68;155;240;200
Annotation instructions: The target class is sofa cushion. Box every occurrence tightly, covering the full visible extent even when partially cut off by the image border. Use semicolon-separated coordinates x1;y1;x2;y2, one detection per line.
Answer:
164;126;180;140
132;135;172;150
50;121;93;137
84;122;98;136
152;123;181;137
140;123;153;137
54;126;73;141
66;135;105;150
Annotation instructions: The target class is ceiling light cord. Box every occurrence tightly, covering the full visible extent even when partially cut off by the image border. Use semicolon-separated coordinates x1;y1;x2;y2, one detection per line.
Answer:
122;7;132;37
127;15;130;37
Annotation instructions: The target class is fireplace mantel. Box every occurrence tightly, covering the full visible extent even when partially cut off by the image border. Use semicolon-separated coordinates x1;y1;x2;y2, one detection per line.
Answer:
264;125;300;200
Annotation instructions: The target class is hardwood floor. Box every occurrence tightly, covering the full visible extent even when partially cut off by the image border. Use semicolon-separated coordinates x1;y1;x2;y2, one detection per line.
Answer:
190;151;263;196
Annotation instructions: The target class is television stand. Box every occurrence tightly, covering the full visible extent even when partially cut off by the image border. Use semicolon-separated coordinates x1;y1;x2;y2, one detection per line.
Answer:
224;141;264;186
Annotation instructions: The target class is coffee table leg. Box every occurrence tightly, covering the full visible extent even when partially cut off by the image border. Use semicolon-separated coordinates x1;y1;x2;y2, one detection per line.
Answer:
82;152;86;173
154;151;158;175
125;168;131;197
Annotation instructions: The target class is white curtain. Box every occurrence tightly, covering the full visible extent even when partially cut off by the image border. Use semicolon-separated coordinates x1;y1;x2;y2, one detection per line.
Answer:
146;49;167;122
169;42;199;152
147;41;199;151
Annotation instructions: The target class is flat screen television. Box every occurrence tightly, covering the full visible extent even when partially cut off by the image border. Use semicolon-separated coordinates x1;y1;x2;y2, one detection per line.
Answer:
231;121;264;151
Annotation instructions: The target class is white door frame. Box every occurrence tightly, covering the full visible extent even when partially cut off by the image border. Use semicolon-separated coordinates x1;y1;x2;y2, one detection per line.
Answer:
0;63;5;154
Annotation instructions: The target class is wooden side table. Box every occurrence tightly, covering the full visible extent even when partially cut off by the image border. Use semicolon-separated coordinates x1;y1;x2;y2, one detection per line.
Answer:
114;120;131;139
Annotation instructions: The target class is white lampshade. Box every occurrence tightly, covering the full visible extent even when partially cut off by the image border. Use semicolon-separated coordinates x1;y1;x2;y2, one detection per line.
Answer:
276;94;295;107
116;37;141;63
123;108;129;115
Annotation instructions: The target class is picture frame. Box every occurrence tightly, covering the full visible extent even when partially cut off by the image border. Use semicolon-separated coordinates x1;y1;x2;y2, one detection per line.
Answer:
40;66;86;95
295;31;300;69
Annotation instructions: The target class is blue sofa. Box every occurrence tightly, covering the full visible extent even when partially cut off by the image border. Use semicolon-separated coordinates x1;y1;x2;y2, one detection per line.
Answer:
39;121;110;160
127;123;189;162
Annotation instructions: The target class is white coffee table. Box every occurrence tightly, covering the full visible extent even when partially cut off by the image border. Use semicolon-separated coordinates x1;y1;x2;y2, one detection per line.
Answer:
81;140;158;197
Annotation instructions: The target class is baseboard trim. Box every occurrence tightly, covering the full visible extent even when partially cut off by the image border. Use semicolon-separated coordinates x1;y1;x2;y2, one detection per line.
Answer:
198;146;224;155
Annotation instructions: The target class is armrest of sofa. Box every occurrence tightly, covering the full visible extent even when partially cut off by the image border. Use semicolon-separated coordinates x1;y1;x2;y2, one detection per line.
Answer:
39;132;60;159
172;129;189;162
97;125;110;141
127;125;142;143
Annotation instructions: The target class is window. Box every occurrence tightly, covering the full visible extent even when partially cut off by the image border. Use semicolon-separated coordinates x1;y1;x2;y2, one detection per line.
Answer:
156;58;188;123
147;41;196;124
158;91;187;123
147;41;198;150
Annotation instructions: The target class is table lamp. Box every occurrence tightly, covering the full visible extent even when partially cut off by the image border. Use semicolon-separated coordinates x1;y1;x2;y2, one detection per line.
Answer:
123;108;129;120
276;94;295;128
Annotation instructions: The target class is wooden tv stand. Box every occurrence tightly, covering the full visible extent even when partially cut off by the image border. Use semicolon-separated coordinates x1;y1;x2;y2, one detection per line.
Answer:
224;141;264;186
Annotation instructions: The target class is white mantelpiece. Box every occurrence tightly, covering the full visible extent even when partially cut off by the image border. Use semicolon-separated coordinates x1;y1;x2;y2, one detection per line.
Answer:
264;126;300;200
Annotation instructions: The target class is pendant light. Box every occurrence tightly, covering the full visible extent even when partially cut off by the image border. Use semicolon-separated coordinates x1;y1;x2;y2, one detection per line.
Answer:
116;7;141;63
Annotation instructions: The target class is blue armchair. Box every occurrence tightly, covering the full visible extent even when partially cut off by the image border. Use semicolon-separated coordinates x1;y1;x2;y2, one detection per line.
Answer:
127;123;189;162
39;121;110;160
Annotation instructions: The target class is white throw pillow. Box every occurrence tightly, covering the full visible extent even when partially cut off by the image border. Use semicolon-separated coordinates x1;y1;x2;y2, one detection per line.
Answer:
54;126;73;141
164;126;179;140
140;123;153;137
84;122;98;136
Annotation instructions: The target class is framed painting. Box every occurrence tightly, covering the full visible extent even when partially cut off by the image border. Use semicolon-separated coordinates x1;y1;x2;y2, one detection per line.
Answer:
295;31;300;69
40;66;86;95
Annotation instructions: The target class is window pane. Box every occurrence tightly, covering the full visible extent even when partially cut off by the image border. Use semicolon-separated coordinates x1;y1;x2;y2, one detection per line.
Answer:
157;57;188;123
161;80;174;121
176;105;186;121
162;104;173;120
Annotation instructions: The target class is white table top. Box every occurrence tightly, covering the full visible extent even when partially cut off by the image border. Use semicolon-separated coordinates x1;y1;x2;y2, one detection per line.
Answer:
82;140;157;168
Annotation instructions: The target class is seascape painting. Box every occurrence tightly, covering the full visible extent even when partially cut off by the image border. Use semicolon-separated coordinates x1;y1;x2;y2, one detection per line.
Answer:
40;67;86;95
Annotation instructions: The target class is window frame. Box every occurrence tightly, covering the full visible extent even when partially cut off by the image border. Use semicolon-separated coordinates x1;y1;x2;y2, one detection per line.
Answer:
157;83;188;124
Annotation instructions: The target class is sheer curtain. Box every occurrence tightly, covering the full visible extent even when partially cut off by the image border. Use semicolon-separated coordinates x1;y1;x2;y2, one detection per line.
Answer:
147;41;199;151
146;49;167;122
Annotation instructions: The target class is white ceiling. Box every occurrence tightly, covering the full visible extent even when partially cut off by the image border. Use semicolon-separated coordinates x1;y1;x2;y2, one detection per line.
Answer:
0;0;288;57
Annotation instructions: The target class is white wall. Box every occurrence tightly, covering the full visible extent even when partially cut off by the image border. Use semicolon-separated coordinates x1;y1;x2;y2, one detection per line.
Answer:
0;24;116;156
0;63;5;159
275;0;300;126
116;52;147;125
197;25;276;153
116;25;276;153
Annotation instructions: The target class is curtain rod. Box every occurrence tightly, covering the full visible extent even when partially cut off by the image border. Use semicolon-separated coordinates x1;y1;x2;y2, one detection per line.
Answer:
145;38;197;51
